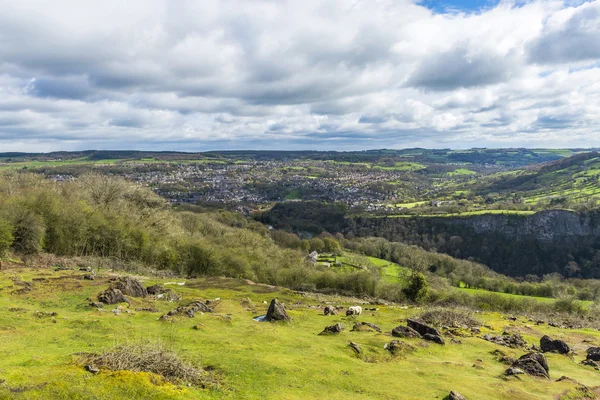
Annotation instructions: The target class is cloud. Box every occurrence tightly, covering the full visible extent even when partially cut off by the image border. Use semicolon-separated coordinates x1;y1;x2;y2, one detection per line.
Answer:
528;1;600;64
0;0;599;151
405;46;522;90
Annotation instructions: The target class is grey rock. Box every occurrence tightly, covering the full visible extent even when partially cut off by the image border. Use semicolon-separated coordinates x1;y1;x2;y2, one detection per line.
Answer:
392;325;421;338
407;318;442;337
448;391;467;400
423;333;445;345
540;335;570;354
320;323;345;335
98;288;129;305
266;299;290;322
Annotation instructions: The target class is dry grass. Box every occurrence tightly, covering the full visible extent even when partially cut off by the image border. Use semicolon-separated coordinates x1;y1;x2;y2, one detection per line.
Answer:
417;308;480;328
78;342;218;388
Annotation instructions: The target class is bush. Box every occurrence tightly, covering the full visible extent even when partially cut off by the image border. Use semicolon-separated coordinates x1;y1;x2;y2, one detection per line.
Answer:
0;219;13;256
403;272;429;303
78;342;217;387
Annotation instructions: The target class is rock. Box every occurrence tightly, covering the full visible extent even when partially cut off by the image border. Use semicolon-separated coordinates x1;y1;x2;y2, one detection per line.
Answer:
157;289;181;302
586;347;600;362
407;319;442;337
581;359;599;368
448;391;467;400
540;335;570;354
348;341;361;354
98;288;129;305
482;332;527;348
83;274;95;280
510;352;549;379
111;277;147;298
241;297;256;311
265;299;290;322
135;307;159;313
89;302;104;308
506;367;524;376
84;365;100;374
392;325;421;338
146;284;165;295
385;340;415;355
320;323;346;335
423;333;445;345
165;301;213;318
352;322;381;333
324;305;337;316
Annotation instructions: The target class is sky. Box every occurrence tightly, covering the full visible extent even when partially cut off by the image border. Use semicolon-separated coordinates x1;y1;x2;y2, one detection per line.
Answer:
0;0;599;152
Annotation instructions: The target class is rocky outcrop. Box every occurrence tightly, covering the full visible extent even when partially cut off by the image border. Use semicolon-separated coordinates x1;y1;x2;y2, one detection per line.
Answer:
98;288;129;304
407;319;441;337
266;299;290;322
319;323;345;335
146;284;165;295
111;277;147;298
540;335;570;354
352;322;381;333
448;391;466;400
585;347;600;362
509;353;549;379
392;325;421;338
423;333;445;345
324;305;337;315
483;332;527;348
385;340;415;355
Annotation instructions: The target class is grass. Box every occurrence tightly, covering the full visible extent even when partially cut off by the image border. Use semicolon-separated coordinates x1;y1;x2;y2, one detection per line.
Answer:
2;267;600;399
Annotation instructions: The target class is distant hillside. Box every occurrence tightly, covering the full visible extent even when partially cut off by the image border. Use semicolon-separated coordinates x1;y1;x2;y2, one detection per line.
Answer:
473;151;600;206
0;148;586;166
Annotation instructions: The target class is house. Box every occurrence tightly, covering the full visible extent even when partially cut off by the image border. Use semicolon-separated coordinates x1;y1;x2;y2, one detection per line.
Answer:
308;251;319;264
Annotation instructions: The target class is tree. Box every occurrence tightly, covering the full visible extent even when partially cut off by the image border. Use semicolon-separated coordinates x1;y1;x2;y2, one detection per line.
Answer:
403;272;429;303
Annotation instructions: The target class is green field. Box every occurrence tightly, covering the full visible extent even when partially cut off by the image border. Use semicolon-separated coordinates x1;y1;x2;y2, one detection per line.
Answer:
1;267;600;399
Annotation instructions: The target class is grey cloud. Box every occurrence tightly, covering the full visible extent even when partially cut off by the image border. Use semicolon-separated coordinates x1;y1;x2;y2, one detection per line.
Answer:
30;76;92;99
528;2;600;64
406;46;520;90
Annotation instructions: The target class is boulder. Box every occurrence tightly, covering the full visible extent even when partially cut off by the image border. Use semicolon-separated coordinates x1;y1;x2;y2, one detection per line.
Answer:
265;299;290;322
319;323;346;335
324;305;337;316
111;277;147;298
506;367;525;376
157;289;181;302
448;391;467;400
165;301;213;318
482;332;527;348
392;325;421;338
586;347;600;362
540;335;570;354
423;333;445;345
352;322;381;333
407;319;442;337
84;365;100;374
510;353;549;379
348;341;361;354
385;340;415;355
98;288;129;305
146;284;165;295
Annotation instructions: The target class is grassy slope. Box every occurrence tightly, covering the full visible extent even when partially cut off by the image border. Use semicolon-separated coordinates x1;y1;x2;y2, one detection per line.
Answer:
1;267;600;399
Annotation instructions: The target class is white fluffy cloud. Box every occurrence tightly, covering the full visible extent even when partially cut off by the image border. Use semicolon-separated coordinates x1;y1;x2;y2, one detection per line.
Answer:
0;0;599;151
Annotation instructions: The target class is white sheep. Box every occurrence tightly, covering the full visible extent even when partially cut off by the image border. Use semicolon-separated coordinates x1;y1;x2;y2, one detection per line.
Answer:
346;306;362;317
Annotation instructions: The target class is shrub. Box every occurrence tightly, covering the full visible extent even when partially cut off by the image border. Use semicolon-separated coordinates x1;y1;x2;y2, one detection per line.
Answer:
78;342;217;387
0;219;13;256
403;272;429;303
